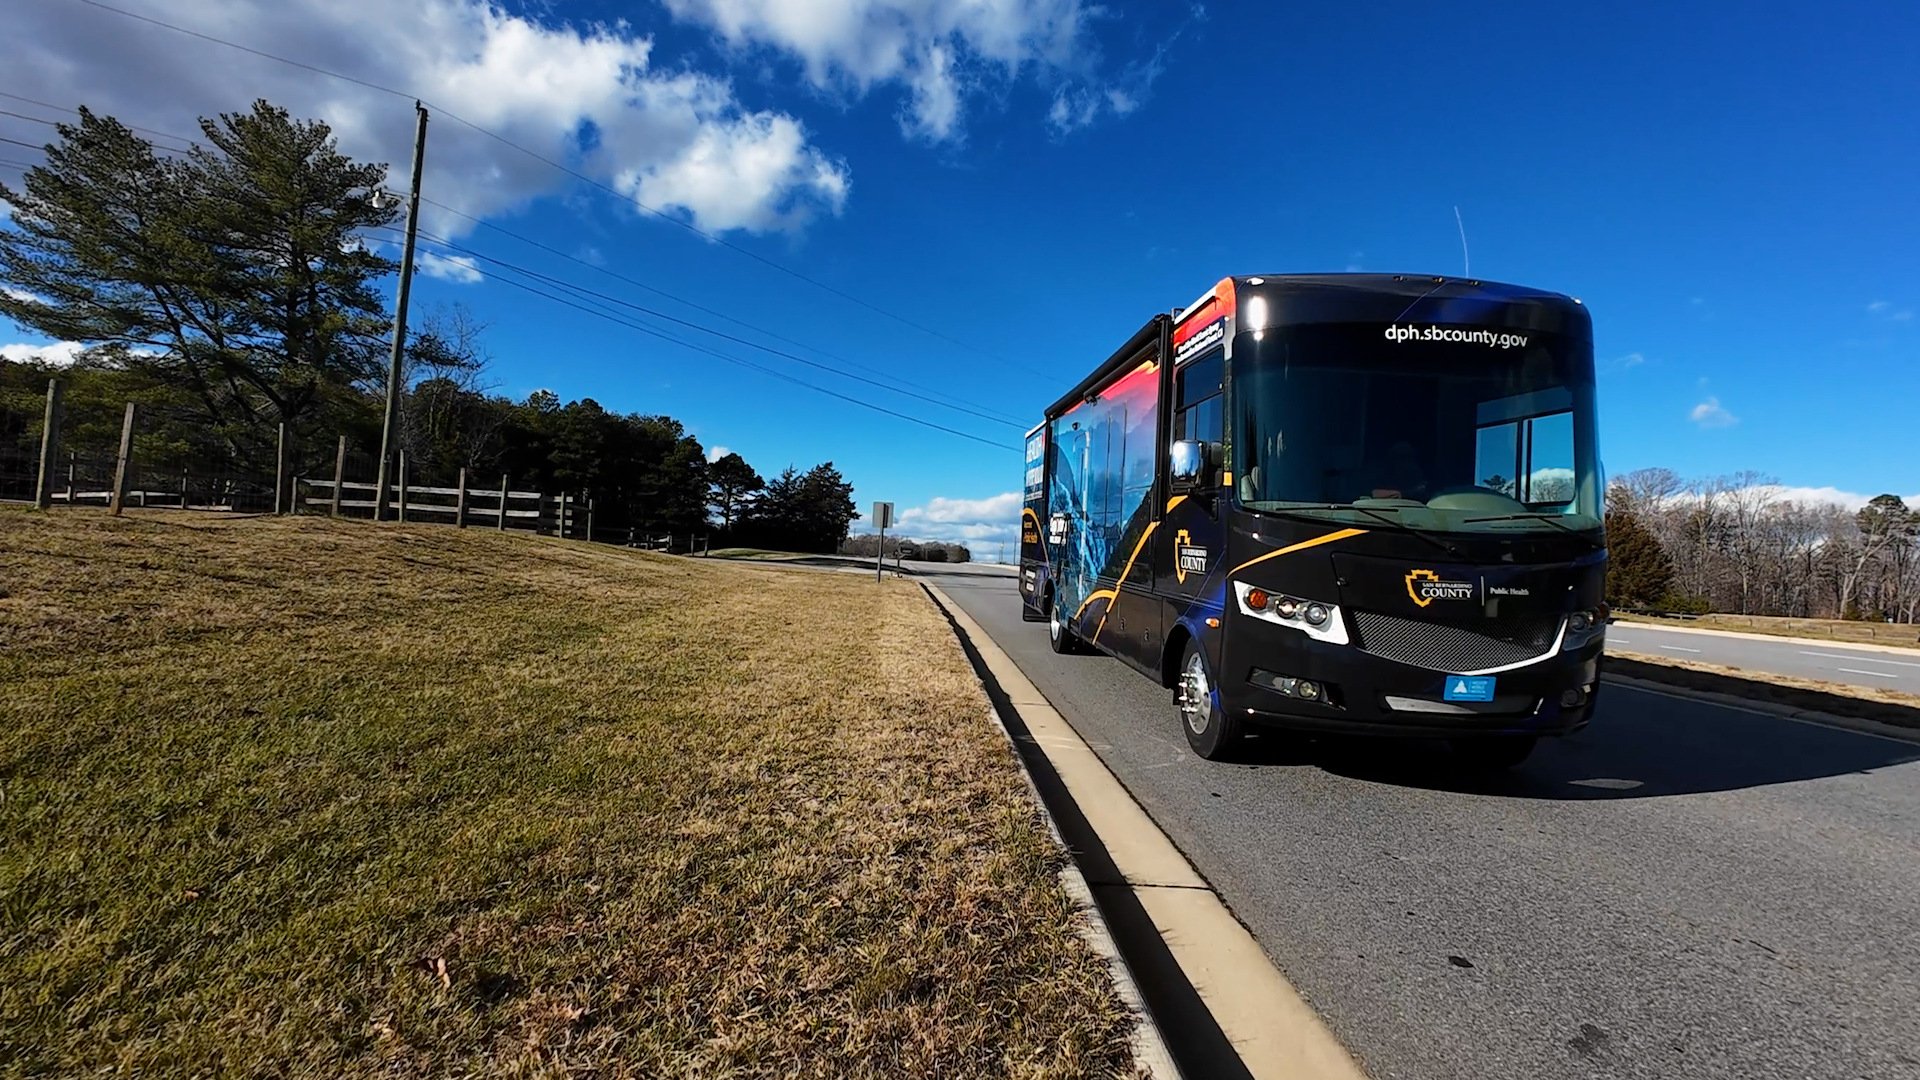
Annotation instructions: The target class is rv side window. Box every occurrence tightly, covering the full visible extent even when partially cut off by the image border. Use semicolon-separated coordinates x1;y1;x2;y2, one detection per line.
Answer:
1176;349;1224;444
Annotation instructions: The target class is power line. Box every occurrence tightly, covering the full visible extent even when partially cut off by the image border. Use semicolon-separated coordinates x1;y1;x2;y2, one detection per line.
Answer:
0;136;51;153
0;108;196;155
0;90;202;146
2;86;1026;425
379;222;1026;431
67;0;1020;369
367;223;1021;450
417;195;1029;425
427;247;1021;453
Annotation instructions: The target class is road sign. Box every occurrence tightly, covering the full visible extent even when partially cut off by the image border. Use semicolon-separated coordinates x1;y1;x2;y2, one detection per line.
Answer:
872;501;895;582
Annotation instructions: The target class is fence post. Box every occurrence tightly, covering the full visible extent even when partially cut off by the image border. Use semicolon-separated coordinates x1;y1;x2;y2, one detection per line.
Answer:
34;378;64;509
330;436;346;517
66;451;75;504
109;402;137;516
498;474;509;531
397;451;409;523
179;467;188;509
558;492;569;539
275;423;289;514
456;467;468;528
586;498;594;542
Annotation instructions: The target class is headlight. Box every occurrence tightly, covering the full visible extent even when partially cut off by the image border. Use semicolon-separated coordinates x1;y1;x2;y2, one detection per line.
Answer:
1233;582;1349;645
1561;608;1604;651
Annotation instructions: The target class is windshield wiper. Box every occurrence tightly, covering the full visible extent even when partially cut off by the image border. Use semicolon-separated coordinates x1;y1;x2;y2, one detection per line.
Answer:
1460;511;1586;535
1269;502;1461;556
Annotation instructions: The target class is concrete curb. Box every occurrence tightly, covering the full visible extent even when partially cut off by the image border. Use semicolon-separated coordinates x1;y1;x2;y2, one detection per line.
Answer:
923;584;1368;1080
1602;673;1920;745
922;584;1182;1080
1613;618;1920;657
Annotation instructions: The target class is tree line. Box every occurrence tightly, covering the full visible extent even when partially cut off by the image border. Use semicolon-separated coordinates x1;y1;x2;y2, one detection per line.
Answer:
838;532;973;563
0;99;859;552
1603;468;1918;622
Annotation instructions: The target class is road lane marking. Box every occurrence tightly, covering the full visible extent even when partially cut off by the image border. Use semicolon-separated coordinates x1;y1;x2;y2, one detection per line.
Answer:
1659;645;1702;653
1836;668;1900;679
1800;650;1920;669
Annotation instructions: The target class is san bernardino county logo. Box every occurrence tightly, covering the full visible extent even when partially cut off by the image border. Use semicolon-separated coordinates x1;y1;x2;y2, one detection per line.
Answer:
1175;530;1207;584
1405;568;1474;607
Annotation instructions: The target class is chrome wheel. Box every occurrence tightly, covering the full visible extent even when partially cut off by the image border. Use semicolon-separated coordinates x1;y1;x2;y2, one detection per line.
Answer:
1178;651;1211;735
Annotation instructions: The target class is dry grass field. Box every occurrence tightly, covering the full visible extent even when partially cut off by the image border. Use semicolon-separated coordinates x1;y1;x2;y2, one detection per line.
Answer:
0;509;1133;1078
1615;611;1920;649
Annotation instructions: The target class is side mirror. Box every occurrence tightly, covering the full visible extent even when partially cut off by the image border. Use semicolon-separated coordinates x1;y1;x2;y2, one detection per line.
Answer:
1170;440;1211;491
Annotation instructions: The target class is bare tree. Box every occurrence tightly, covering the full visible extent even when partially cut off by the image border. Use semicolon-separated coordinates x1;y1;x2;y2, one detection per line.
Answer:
1721;471;1779;614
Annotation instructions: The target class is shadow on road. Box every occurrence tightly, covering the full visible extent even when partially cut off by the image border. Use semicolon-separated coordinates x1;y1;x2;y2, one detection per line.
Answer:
922;568;1920;800
1235;691;1920;800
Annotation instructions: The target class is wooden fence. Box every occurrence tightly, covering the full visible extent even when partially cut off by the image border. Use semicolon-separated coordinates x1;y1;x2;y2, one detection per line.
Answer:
9;379;595;538
299;471;590;537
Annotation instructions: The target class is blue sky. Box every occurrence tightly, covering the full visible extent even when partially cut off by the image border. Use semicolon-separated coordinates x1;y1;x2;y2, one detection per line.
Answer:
4;0;1917;552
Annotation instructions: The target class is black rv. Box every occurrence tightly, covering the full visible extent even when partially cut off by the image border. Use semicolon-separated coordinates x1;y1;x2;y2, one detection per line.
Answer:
1019;274;1606;768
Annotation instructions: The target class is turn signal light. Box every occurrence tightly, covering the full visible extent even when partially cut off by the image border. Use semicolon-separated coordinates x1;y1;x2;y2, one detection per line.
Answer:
1246;588;1269;610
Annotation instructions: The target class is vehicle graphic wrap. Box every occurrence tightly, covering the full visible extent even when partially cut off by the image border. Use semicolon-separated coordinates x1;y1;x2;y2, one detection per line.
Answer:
1048;358;1160;638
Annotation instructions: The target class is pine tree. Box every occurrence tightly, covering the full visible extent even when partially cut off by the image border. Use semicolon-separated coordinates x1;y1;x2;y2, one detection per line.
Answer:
0;101;396;461
708;453;764;530
1604;506;1675;609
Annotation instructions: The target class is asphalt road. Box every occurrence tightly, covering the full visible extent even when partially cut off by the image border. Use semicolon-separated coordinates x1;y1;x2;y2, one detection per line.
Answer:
925;568;1920;1080
1609;621;1920;691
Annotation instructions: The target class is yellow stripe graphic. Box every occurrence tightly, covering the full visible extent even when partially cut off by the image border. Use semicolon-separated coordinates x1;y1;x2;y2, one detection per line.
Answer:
1077;519;1164;642
1227;528;1369;578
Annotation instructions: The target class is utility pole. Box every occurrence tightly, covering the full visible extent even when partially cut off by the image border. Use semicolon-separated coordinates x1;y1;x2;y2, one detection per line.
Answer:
375;102;428;522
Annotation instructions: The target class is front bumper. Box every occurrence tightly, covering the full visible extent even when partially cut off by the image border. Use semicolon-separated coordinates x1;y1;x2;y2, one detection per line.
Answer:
1219;620;1604;738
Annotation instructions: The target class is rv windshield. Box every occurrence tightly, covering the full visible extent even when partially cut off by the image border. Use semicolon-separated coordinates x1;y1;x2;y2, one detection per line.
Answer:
1231;323;1602;536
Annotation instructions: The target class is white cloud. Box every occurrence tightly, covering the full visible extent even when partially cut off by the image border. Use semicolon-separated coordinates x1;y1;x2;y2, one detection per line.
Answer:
1755;486;1920;512
706;444;732;462
854;491;1021;555
903;492;1021;523
901;42;964;141
1868;300;1891;313
1;341;86;367
7;0;850;238
1617;352;1645;368
1689;396;1737;428
4;287;44;305
664;0;1174;142
416;251;483;284
1866;299;1913;322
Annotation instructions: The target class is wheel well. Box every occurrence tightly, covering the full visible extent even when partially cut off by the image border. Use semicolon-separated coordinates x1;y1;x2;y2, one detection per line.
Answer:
1160;623;1192;688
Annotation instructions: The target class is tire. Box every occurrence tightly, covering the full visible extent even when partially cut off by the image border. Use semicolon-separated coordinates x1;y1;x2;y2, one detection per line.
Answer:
1177;639;1242;760
1047;594;1080;655
1449;735;1537;771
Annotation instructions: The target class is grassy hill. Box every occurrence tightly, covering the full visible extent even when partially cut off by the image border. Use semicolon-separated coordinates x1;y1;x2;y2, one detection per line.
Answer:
0;509;1132;1078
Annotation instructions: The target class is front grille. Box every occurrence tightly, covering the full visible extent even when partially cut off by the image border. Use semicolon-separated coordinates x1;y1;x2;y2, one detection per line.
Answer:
1350;610;1562;672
